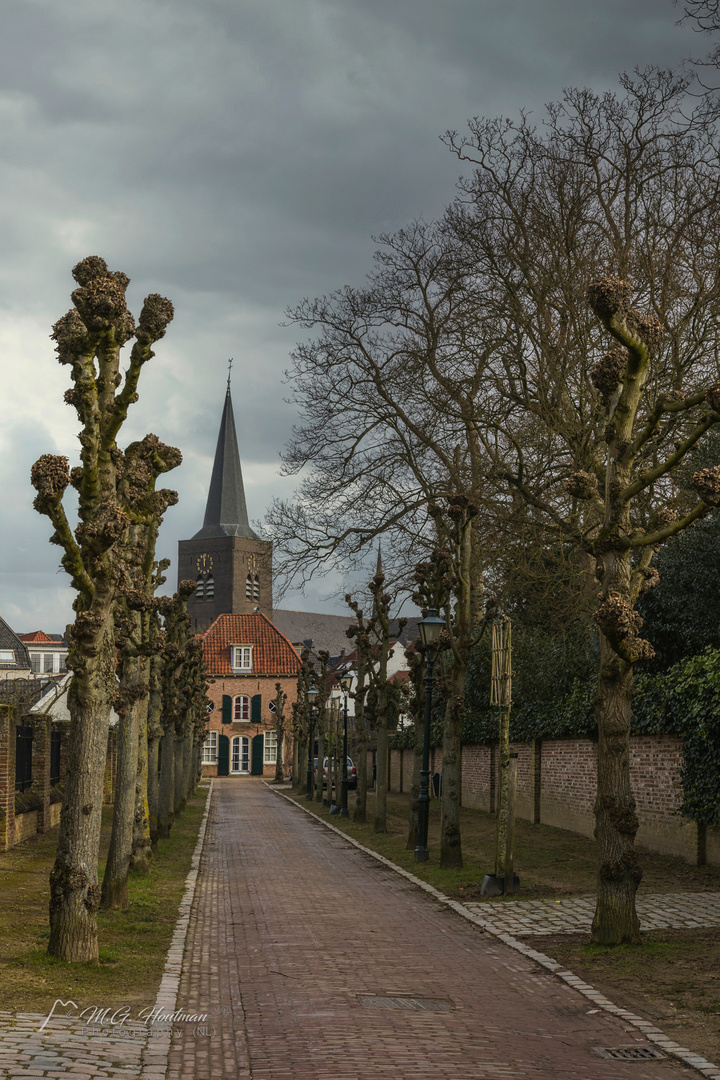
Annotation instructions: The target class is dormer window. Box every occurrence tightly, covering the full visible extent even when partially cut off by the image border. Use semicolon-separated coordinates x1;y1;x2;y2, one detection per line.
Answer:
232;646;253;672
0;650;15;664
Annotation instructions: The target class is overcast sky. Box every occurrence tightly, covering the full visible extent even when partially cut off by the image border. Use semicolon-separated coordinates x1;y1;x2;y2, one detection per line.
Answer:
0;0;704;632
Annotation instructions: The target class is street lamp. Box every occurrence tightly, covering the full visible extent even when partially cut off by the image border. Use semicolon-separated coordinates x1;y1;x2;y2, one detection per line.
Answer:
305;685;319;801
339;668;353;817
414;607;445;862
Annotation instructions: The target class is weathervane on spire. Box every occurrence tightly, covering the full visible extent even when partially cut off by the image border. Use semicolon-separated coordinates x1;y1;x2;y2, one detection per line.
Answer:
227;357;233;388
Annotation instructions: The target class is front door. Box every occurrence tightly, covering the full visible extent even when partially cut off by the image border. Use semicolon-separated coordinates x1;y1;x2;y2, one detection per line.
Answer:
251;734;264;776
231;736;250;774
218;734;230;777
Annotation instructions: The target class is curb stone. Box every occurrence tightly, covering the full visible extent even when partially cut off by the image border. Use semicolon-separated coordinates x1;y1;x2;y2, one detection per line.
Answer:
269;782;720;1080
143;779;214;1079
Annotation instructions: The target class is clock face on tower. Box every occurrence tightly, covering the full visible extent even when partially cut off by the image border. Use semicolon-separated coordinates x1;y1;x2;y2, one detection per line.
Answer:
196;553;214;573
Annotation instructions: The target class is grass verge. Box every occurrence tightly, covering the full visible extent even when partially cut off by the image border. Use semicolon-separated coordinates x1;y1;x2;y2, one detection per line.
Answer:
284;786;720;901
0;785;209;1016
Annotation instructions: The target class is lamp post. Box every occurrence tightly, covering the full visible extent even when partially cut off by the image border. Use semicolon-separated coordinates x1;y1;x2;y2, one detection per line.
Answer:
339;669;353;817
414;608;445;862
305;685;319;801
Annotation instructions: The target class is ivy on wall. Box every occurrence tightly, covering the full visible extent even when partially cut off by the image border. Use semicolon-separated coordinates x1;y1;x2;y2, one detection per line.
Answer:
390;644;720;827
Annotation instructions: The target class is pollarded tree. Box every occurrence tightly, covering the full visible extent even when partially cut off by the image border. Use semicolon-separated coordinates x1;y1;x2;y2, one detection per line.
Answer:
269;218;508;859
272;683;288;784
101;435;181;908
366;557;406;834
31;256;174;961
344;599;372;823
445;68;720;942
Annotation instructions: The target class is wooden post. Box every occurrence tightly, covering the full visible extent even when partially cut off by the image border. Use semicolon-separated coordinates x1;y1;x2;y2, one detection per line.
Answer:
491;616;513;881
494;707;510;878
504;753;518;895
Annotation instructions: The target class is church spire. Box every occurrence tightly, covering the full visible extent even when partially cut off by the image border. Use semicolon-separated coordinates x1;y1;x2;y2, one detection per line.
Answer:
192;380;259;541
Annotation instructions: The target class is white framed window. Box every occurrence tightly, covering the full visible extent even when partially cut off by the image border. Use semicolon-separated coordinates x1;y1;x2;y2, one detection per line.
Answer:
30;653;41;673
264;731;278;764
0;650;15;664
202;731;218;764
43;653;54;673
233;695;250;721
232;646;253;672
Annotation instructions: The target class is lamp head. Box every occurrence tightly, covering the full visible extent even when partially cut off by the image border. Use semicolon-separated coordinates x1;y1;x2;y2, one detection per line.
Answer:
339;669;353;693
418;608;444;647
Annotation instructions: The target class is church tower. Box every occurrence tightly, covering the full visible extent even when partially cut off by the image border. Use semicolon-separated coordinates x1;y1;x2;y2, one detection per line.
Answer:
177;378;272;633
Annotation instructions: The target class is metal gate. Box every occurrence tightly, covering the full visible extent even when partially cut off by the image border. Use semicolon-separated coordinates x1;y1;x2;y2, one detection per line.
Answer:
50;729;61;785
15;725;33;792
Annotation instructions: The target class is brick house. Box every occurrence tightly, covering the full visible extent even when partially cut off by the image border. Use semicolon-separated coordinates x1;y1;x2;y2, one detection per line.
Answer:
200;613;301;778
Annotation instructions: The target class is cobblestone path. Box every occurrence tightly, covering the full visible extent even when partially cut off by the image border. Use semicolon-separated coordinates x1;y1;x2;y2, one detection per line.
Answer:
463;892;720;936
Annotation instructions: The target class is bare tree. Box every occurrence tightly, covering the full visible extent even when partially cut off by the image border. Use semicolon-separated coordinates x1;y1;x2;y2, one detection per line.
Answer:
272;683;288;783
344;599;372;823
270;220;505;860
31;256;174;961
445;68;720;942
101;436;181;908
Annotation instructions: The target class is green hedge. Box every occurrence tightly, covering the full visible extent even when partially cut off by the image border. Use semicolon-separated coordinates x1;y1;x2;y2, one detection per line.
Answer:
390;646;720;826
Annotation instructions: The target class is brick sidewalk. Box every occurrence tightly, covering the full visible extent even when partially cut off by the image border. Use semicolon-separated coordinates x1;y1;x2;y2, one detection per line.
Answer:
164;779;709;1080
463;892;720;936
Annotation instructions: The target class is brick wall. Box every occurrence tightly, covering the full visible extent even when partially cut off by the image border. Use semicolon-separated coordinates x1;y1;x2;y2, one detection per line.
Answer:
387;734;713;865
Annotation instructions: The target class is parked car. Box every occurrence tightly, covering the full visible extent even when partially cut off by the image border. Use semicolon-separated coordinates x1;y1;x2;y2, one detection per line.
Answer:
313;756;357;790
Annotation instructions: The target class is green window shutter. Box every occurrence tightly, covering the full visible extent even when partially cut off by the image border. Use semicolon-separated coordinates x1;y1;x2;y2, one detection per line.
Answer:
222;695;232;723
251;694;262;723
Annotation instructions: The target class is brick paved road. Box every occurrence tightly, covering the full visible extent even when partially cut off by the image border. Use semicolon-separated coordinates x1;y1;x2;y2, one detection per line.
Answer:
165;779;704;1080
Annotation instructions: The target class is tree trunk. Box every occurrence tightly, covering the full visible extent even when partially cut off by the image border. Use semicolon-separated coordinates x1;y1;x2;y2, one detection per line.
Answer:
100;689;141;910
440;659;465;868
406;726;423;851
292;734;300;792
353;704;368;823
298;738;307;796
181;729;193;805
315;727;325;803
374;724;388;833
131;693;152;874
157;728;175;838
591;636;642;944
148;734;160;848
173;732;185;814
48;642;114;961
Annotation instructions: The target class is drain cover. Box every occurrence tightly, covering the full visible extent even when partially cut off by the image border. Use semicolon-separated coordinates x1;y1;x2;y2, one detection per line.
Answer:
358;994;454;1013
593;1046;666;1061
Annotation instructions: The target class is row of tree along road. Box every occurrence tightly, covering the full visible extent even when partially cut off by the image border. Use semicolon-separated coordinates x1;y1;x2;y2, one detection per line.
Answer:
268;55;720;947
31;257;208;963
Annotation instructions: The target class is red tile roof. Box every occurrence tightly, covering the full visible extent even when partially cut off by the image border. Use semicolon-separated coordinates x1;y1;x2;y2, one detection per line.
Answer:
202;613;301;676
18;631;55;643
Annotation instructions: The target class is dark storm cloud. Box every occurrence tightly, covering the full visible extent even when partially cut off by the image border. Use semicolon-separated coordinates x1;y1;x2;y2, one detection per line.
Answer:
0;0;698;628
